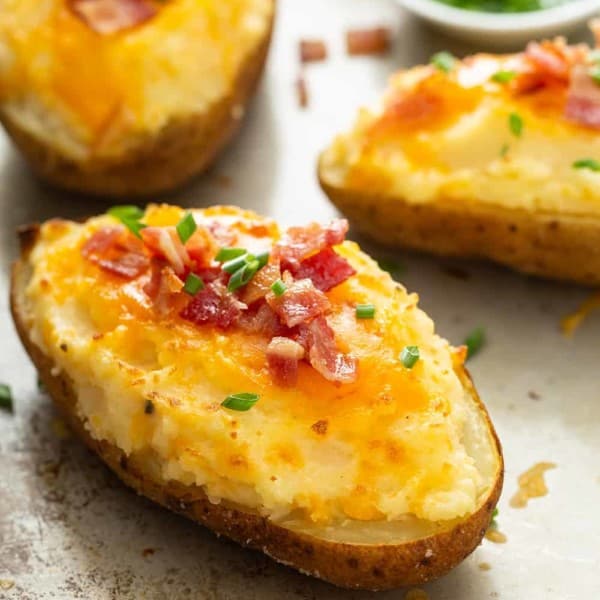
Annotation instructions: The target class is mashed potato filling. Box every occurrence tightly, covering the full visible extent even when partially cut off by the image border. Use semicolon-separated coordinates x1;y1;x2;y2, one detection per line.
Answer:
322;57;600;218
25;207;487;525
0;0;272;158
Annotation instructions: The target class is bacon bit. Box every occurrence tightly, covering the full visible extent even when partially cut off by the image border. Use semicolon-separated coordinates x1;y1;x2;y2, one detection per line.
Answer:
299;39;328;63
300;317;358;383
180;282;246;329
267;277;330;328
142;261;185;315
241;262;281;305
82;227;149;279
296;74;309;109
291;247;356;292
346;27;391;56
267;337;305;387
525;41;570;81
274;219;349;267
69;0;157;35
238;303;287;338
141;227;190;275
184;226;217;269
206;221;237;247
311;419;328;435
565;64;600;130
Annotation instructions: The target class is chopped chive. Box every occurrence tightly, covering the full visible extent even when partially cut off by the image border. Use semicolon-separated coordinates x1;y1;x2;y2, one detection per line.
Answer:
271;279;287;296
490;507;499;528
356;304;376;319
144;399;154;415
590;66;600;85
377;258;404;276
400;346;420;369
254;251;270;269
464;327;486;360
227;264;256;292
183;273;204;295
222;392;259;411
0;383;13;413
573;158;600;172
121;218;147;239
215;247;246;262
500;143;509;158
107;205;144;221
508;112;523;138
431;51;456;73
492;507;499;519
491;70;516;84
222;253;249;274
175;213;197;244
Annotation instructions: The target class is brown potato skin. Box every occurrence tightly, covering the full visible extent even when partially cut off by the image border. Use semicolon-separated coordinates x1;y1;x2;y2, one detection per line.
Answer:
10;224;503;591
0;6;274;198
319;162;600;286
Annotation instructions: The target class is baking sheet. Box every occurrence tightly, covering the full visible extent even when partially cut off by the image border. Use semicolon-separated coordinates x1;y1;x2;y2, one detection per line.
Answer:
1;1;599;598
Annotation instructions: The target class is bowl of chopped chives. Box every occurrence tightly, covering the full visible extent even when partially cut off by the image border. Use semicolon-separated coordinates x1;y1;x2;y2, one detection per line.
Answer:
399;0;600;46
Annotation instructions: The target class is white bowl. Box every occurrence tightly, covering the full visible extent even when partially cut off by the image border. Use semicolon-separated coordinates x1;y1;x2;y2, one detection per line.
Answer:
399;0;600;46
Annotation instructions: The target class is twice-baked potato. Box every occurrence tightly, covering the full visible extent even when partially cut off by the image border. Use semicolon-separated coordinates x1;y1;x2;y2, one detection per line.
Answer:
0;0;274;197
11;204;502;590
320;30;600;285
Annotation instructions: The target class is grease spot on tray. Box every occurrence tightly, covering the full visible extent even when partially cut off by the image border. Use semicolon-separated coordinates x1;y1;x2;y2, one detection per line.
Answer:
510;462;556;508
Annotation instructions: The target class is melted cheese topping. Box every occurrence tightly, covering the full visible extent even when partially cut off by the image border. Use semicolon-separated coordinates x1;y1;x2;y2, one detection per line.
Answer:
322;55;600;217
0;0;272;159
25;204;486;525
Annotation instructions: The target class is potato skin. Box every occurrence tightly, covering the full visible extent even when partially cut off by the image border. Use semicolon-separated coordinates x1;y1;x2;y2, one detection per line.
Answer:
11;225;503;591
319;162;600;287
0;8;274;198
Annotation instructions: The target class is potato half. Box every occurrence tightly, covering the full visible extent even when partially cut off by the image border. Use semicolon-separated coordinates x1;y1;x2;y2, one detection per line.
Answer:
0;0;274;197
11;205;502;590
319;39;600;285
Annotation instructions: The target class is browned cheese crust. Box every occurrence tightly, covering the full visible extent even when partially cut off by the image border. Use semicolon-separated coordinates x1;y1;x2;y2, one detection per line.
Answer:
10;224;503;591
319;165;600;287
0;9;274;198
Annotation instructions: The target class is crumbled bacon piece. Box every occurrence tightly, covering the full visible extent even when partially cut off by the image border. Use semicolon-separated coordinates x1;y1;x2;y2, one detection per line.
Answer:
525;41;570;81
238;303;288;338
180;282;246;329
299;317;358;383
241;262;281;305
267;337;305;387
143;261;184;315
69;0;157;35
274;219;349;267
266;278;330;328
82;226;149;279
299;39;328;63
346;27;391;56
184;227;217;269
291;247;356;292
565;64;600;130
141;227;190;276
296;74;309;109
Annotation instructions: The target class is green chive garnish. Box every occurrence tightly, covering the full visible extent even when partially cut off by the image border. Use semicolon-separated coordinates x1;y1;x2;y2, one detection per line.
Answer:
222;392;259;411
0;383;13;413
271;279;287;296
500;143;509;158
183;273;204;295
356;304;376;319
491;70;516;84
400;346;420;369
464;327;486;359
215;247;246;262
107;205;147;239
175;213;197;244
255;251;270;269
107;205;144;221
573;158;600;172
228;263;257;292
431;51;456;73
590;66;600;85
222;253;250;274
509;112;523;138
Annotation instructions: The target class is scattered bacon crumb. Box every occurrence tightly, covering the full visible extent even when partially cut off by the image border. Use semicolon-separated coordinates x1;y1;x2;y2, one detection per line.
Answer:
69;0;157;35
180;282;246;329
346;27;391;56
311;419;328;435
266;277;330;327
299;39;328;63
267;337;305;387
291;247;356;292
296;73;309;108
